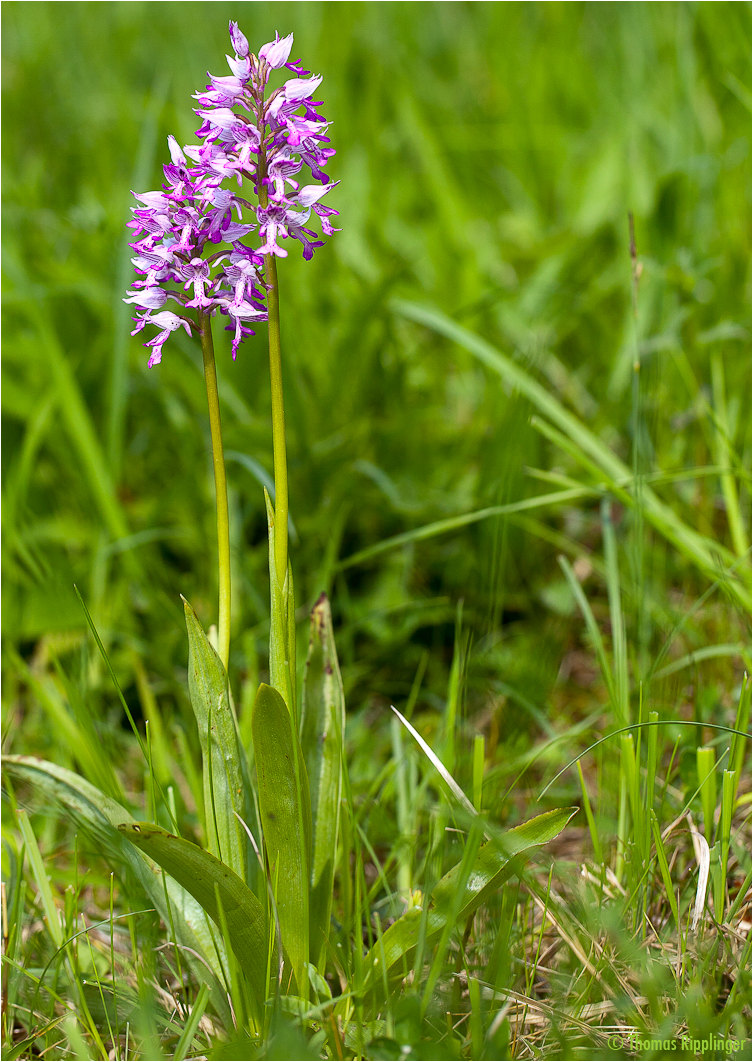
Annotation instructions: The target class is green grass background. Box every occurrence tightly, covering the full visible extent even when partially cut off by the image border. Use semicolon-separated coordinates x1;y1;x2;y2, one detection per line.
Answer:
3;0;750;828
2;3;751;1058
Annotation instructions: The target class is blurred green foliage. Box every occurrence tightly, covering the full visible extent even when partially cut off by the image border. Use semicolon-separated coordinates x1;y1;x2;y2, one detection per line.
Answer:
2;6;751;1058
2;0;750;734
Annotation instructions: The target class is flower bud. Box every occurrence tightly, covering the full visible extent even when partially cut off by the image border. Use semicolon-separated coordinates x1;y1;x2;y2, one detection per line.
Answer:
228;21;249;58
259;32;294;69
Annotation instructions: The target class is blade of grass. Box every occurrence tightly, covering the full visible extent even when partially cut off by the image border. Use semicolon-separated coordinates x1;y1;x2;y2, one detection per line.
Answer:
444;601;465;775
577;761;602;865
473;735;485;812
392;300;749;608
621;733;643;856
653;644;749;681
16;809;62;949
696;747;717;843
644;710;659;849
711;351;748;559
391;716;412;899
718;770;735;921
730;675;751;800
390;705;478;822
690;831;711;932
602;498;629;726
172;983;210;1062
558;555;617;708
650;812;681;935
337;488;595;570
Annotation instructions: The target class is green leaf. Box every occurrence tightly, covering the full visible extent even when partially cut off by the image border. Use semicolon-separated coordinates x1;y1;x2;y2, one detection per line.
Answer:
338;487;593;571
252;683;311;998
652;643;749;681
300;593;345;971
710;351;748;559
347;806;577;1014
264;488;295;713
2;755;232;1028
172;982;210;1062
558;555;617;709
650;812;680;932
1;1016;68;1061
80;978;169;1028
391;705;477;820
16;808;63;948
118;821;268;1016
391;300;749;611
183;597;246;882
601;499;629;726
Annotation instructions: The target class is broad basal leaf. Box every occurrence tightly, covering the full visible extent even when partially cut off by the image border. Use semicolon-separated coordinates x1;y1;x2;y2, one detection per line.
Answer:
118;821;269;1014
184;597;247;881
252;683;311;998
300;593;345;971
2;755;232;1028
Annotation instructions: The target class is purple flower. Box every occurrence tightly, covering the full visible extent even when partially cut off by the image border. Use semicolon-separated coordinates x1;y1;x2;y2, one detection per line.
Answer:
280;75;323;102
259;32;294;69
266;149;303;199
134;311;194;367
124;22;339;366
256;203;292;257
292;182;339;208
228;21;249;59
219;298;269;360
180;258;215;308
218;251;265;306
123;286;169;310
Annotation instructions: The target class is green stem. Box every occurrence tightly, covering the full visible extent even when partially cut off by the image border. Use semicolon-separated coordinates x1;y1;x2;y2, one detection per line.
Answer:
198;309;231;670
265;251;289;592
256;118;289;594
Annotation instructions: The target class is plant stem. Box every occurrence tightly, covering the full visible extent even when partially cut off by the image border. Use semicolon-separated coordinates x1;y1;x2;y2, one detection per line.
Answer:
198;308;231;670
255;113;289;594
264;249;289;593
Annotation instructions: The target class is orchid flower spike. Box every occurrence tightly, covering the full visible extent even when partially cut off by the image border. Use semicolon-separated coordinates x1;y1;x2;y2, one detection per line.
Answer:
124;23;339;366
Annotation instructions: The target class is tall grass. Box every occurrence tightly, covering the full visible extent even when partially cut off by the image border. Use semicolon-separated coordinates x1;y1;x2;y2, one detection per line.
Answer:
2;3;751;1059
